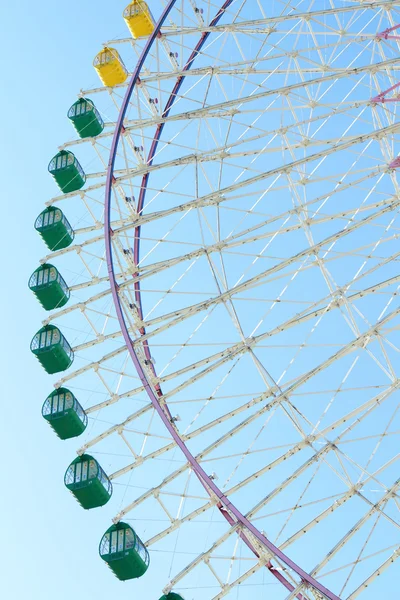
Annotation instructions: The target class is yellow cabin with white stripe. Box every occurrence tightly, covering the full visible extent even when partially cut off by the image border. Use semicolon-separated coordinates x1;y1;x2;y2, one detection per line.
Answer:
93;47;128;87
123;1;155;39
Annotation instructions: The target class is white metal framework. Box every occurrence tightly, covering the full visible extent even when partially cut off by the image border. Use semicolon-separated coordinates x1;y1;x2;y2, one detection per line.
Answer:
38;1;400;598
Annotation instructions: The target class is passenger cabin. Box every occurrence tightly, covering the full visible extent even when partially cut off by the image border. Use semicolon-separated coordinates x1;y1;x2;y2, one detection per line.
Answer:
42;388;87;440
65;454;112;509
29;264;70;310
100;522;150;580
159;594;185;600
93;47;128;87
31;325;73;374
68;98;104;139
48;150;86;194
35;207;74;251
123;1;155;38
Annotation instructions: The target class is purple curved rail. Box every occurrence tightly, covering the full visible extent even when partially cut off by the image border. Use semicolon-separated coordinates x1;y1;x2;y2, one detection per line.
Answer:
104;3;340;599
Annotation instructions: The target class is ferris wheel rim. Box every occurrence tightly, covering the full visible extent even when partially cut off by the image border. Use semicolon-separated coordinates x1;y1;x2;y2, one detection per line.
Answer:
103;2;342;599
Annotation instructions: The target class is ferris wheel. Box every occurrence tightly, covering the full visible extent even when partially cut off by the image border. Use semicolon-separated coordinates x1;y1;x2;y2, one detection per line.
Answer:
30;1;400;598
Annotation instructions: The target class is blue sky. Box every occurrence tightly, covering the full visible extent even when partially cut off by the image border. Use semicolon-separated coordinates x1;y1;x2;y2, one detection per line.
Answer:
2;2;400;598
0;2;164;598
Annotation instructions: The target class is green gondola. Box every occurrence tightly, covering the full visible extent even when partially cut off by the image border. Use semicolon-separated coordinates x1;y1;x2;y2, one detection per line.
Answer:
48;150;86;193
30;325;73;374
35;207;74;251
29;264;70;310
159;594;185;600
68;98;104;138
100;522;150;580
65;454;112;509
42;388;87;440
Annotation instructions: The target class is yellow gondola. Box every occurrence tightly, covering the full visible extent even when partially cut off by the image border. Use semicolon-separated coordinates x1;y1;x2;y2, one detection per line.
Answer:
93;47;128;87
123;1;155;39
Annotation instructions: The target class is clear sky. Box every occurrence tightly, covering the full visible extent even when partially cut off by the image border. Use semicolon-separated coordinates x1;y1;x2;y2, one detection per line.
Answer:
2;2;399;599
0;2;161;598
